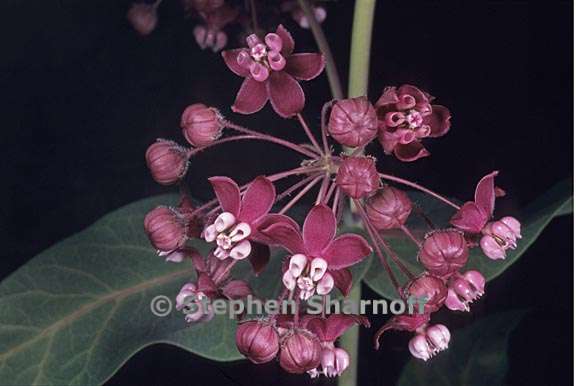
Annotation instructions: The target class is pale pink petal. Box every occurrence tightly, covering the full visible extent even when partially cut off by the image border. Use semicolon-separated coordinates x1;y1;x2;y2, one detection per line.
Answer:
221;48;250;77
285;53;325;81
276;24;294;56
208;176;241;217
330;268;353;297
394;141;430;162
425;105;451;138
474;171;499;217
321;234;372;269
267;71;305;118
238;176;276;223
260;222;306;254
303;205;336;255
232;77;269;115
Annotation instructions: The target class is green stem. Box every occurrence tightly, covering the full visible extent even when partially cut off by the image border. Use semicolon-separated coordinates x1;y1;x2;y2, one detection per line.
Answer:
297;0;344;100
339;2;377;386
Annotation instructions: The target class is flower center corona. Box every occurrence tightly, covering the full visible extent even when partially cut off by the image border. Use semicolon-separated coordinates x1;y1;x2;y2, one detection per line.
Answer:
203;212;252;260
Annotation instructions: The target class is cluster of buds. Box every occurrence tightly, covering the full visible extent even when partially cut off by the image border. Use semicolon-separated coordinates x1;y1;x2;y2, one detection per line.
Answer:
143;23;522;375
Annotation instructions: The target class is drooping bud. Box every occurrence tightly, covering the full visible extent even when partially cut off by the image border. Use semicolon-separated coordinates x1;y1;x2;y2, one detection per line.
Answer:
365;186;412;230
403;273;447;313
127;3;158;36
335;156;380;199
419;230;469;277
145;139;189;185
279;329;322;374
144;206;187;253
328;97;378;147
444;270;486;311
181;103;224;147
236;319;280;364
320;346;349;378
408;324;450;361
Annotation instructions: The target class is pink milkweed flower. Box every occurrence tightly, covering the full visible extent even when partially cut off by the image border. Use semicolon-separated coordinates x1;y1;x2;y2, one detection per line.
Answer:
181;103;224;147
409;324;451;361
335;156;380;199
222;25;325;118
175;275;216;323
145;139;189;185
127;3;158;36
303;314;369;378
236;319;280;364
480;216;522;260
376;85;451;162
191;2;237;52
328;96;378;147
445;270;485;311
419;229;469;277
279;329;322;374
261;205;372;300
204;176;295;273
403;273;448;313
365;186;413;230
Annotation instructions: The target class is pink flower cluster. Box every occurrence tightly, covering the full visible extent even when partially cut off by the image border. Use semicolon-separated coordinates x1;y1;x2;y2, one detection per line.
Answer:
143;24;522;374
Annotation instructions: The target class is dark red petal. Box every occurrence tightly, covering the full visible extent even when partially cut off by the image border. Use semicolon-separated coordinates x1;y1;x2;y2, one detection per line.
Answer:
474;170;499;217
425;105;451;138
394;141;430;162
307;314;370;342
232;77;269;115
322;234;372;269
303;204;336;255
267;72;305;118
208;176;241;216
450;201;488;233
285;53;325;81
184;247;207;272
375;86;399;108
252;213;300;245
330;268;353;297
276;24;294;56
197;272;218;297
238;176;276;223
247;243;270;276
221;49;250;77
221;280;253;299
260;222;305;254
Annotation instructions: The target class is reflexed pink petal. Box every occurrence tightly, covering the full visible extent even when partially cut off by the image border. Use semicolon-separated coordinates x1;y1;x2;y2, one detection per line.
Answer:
375;86;399;108
232;77;269;115
450;201;489;233
322;234;372;269
285;53;325;80
239;176;276;223
303;205;336;255
394;141;430;162
425;105;451;138
247;243;270;275
221;49;250;77
276;24;295;55
208;176;241;216
260;222;306;254
307;314;369;342
474;171;499;217
267;72;305;118
330;268;353;297
222;280;252;299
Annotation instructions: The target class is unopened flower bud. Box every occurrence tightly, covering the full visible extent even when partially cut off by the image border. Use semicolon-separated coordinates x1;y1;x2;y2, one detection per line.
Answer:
328;97;378;147
404;273;447;313
445;270;485;311
408;324;450;361
236;320;280;364
335;157;380;199
279;329;322;374
419;230;469;277
425;324;450;352
145;139;189;185
480;216;522;260
144;206;187;252
365;186;412;230
127;3;158;36
181;103;223;147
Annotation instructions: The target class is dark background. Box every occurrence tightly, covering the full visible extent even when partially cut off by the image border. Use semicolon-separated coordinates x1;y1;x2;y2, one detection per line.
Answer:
0;0;573;385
